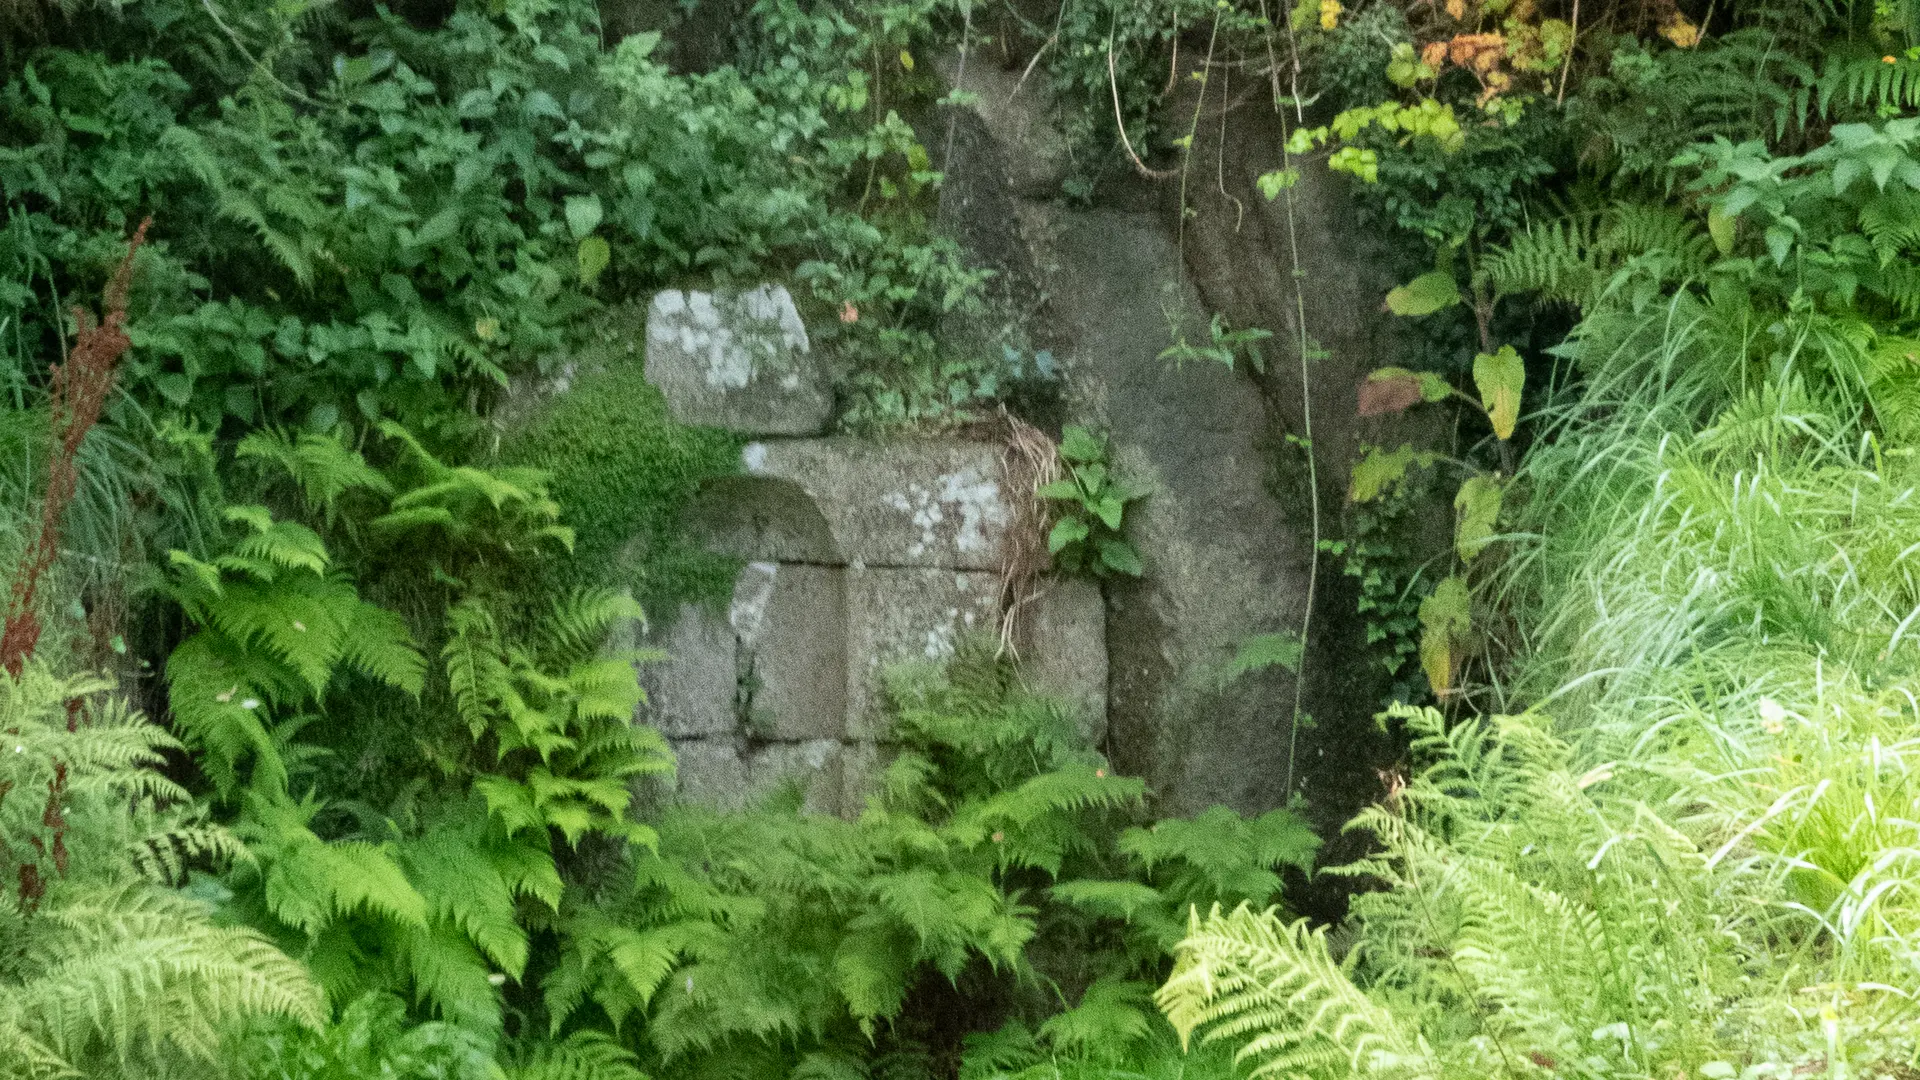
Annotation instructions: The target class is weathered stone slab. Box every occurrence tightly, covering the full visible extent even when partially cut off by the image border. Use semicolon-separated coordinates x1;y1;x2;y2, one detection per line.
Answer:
838;741;888;817
695;438;1010;570
1016;577;1108;748
746;739;845;816
636;603;737;738
644;286;830;435
731;562;848;741
667;738;752;812
845;567;999;739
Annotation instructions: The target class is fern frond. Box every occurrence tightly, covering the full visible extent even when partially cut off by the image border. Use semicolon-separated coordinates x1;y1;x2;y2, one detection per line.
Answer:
400;821;531;977
1038;977;1155;1061
129;824;249;887
11;882;324;1068
392;916;500;1032
544;588;647;658
505;1031;650;1080
1486;214;1600;304
235;428;392;518
1817;52;1920;119
221;505;330;577
1158;904;1432;1080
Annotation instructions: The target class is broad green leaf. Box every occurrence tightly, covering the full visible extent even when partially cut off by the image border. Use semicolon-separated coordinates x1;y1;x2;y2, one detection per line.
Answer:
1384;270;1461;317
564;194;604;239
1472;345;1524;440
1708;203;1735;256
1036;478;1083;501
1764;223;1795;266
577;236;611;286
1059;425;1104;462
1418;575;1471;696
1453;474;1503;561
1349;444;1430;503
1093;496;1124;528
1048;517;1089;553
1096;537;1143;576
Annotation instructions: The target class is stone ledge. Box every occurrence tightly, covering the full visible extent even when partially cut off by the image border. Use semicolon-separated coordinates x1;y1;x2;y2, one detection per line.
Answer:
688;437;1010;571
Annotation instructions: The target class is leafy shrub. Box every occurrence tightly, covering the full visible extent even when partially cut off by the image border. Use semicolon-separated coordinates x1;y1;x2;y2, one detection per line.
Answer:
1040;426;1146;579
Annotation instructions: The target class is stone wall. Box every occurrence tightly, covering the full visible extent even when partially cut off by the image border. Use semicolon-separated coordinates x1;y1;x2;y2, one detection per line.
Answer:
634;286;1106;817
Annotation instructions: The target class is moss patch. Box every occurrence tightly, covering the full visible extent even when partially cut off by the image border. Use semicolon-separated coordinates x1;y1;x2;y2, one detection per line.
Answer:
503;362;741;615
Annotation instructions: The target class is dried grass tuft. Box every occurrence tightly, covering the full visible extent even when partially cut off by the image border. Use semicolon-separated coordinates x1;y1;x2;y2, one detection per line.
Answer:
994;408;1062;658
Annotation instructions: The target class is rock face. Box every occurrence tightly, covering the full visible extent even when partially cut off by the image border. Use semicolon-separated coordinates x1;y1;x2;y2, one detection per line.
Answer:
643;286;831;436
636;290;1107;816
920;48;1418;830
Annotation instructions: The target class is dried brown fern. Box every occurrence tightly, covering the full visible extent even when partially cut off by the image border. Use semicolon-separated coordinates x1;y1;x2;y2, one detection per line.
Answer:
0;219;148;678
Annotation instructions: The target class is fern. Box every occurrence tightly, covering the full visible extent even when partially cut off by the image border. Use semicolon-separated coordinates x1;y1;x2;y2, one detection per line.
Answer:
234;428;392;522
1486;201;1714;312
1037;978;1156;1063
504;1031;651;1080
1817;51;1920;119
0;664;322;1077
1158;904;1430;1080
164;506;425;802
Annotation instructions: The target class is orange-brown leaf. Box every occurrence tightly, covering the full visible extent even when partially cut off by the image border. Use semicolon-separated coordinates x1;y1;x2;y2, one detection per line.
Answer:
1358;374;1425;417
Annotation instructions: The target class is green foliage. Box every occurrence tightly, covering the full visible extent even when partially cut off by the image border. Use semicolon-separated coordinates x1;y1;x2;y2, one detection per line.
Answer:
540;649;1315;1077
1158;313;1274;373
1165;25;1920;1070
1040;426;1147;579
0;663;323;1078
500;362;740;611
1319;468;1437;707
1351;348;1518;695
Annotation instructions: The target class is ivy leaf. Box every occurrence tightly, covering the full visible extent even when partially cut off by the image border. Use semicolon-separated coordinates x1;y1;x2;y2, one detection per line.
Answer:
1472;346;1524;440
1256;169;1300;200
577;236;611;286
1093;496;1124;529
1418;575;1471;696
1453;474;1503;561
1384;271;1461;317
564;194;604;240
1358;367;1451;416
1049;517;1090;553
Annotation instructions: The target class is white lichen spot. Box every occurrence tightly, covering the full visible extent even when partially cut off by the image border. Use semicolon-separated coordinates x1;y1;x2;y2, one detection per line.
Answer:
883;484;947;558
742;442;769;473
941;468;1006;553
650;287;813;393
740;284;811;354
652;290;688;317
